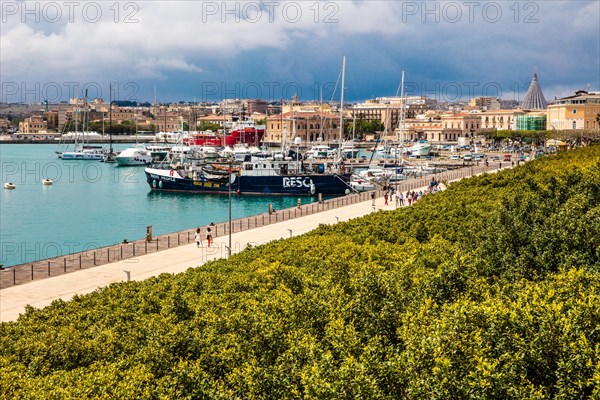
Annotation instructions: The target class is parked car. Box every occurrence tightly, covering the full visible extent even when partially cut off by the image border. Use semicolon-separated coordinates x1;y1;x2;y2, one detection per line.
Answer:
503;154;512;161
450;155;460;160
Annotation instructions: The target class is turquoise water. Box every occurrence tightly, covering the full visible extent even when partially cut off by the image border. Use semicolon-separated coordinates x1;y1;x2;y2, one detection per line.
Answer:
0;144;320;267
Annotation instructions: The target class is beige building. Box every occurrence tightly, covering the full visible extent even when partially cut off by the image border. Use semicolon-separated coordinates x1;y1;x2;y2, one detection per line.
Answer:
265;111;340;144
478;109;526;131
351;96;435;135
547;90;600;130
18;115;47;134
198;114;233;128
465;97;501;110
437;113;484;143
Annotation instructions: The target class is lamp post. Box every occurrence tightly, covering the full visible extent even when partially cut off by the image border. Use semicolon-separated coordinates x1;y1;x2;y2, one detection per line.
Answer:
228;159;233;258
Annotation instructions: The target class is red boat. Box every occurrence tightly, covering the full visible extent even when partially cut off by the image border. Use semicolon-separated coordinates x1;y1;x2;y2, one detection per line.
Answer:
184;121;265;147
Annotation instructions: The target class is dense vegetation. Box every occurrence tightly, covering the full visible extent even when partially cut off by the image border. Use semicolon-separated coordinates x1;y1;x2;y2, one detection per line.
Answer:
2;146;600;398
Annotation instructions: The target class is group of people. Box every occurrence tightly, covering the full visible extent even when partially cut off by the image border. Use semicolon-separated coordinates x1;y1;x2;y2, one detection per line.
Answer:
376;179;444;208
194;222;215;248
395;190;423;206
380;188;423;207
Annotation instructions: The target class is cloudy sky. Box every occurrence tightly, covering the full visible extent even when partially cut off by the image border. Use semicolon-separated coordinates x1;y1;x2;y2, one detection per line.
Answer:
1;0;599;103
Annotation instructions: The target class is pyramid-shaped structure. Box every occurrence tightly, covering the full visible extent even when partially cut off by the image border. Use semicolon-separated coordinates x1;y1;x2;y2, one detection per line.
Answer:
521;69;547;110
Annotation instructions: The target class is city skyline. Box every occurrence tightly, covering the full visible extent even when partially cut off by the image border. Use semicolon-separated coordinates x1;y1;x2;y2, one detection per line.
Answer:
1;1;599;104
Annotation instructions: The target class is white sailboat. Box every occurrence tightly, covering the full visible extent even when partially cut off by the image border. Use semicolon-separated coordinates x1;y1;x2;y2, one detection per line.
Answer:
60;96;107;160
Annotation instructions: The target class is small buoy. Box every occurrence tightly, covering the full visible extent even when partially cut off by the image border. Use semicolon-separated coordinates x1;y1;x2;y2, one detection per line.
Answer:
152;180;157;188
4;182;16;189
158;180;163;189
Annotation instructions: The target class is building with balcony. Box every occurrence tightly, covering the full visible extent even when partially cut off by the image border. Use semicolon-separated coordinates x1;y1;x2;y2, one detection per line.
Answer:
479;109;526;131
351;96;436;136
18;115;47;134
265;111;340;144
547;90;600;130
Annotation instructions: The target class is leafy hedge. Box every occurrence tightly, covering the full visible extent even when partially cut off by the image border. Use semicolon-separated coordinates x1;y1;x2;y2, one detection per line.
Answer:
2;147;600;399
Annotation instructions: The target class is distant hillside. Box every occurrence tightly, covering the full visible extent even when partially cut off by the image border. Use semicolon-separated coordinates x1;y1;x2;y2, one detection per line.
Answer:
1;146;600;398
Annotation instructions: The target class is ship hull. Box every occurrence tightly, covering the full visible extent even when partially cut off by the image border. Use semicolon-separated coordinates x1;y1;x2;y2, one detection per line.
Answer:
145;168;351;196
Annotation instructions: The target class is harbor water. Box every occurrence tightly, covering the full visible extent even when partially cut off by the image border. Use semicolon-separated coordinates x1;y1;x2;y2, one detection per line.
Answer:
0;144;322;268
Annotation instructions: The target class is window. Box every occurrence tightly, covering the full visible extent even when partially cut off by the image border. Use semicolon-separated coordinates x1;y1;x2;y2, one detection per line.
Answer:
572;109;577;114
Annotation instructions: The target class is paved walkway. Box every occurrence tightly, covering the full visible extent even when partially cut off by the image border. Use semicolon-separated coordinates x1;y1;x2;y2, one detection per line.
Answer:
0;196;397;322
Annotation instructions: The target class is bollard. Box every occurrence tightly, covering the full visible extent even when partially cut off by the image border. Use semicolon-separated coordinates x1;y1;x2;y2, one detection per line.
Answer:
13;268;16;285
64;258;67;273
31;265;34;280
48;262;50;276
124;270;131;282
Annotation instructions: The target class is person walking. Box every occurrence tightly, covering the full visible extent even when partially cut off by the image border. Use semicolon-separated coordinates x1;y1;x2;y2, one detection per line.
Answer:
195;228;202;248
384;192;389;205
371;191;376;206
399;192;404;206
206;227;213;247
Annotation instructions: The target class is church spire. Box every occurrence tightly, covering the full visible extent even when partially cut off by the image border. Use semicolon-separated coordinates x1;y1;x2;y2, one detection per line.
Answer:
521;68;547;110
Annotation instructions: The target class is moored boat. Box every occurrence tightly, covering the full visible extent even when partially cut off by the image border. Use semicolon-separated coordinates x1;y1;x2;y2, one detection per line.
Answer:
145;156;352;196
115;145;153;166
407;140;432;157
42;178;53;185
4;182;16;189
61;146;107;160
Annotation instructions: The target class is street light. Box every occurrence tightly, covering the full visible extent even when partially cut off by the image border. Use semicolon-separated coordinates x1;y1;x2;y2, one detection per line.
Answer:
228;159;233;258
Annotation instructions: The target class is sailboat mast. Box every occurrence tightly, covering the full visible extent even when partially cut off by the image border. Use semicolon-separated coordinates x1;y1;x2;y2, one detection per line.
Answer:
109;82;113;153
338;55;346;159
399;70;405;150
